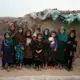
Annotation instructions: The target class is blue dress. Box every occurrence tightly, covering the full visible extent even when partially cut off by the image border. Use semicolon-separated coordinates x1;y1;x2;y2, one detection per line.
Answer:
1;39;13;67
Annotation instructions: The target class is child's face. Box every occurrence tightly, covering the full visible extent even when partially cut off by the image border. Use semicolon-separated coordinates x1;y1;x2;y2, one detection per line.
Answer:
70;33;74;38
44;30;48;35
51;33;56;37
38;35;42;40
19;28;23;33
5;33;10;38
35;30;40;34
26;32;31;36
60;29;64;34
10;25;15;30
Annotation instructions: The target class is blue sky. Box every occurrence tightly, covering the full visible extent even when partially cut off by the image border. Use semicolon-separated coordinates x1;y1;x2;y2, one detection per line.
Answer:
0;0;80;17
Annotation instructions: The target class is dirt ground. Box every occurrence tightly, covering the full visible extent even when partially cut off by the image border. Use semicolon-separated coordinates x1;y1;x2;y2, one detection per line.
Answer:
0;58;80;77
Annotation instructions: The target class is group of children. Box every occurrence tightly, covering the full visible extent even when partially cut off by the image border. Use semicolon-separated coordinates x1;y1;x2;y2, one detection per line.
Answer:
1;23;77;71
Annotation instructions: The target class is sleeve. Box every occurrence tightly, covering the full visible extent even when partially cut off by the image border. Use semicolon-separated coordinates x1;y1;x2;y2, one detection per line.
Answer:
55;39;58;49
11;39;14;53
64;34;68;42
1;40;4;52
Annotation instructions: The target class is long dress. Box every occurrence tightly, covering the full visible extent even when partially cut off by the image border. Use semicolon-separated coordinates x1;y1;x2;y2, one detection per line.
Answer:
24;38;32;65
43;40;50;65
48;37;58;66
15;42;24;66
57;33;68;66
66;37;77;69
34;40;43;67
9;28;16;65
1;38;13;67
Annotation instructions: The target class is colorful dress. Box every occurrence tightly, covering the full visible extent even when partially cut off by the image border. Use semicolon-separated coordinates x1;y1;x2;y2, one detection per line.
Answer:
1;34;13;68
15;42;24;65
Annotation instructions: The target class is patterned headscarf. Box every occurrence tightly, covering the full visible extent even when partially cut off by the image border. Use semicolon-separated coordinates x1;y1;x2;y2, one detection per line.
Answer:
4;31;13;47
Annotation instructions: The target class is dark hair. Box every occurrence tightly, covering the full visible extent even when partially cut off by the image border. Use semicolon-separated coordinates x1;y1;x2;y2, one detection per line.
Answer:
43;29;50;35
37;33;42;38
25;30;32;38
71;29;76;35
17;27;24;33
36;27;41;32
69;30;76;39
4;31;11;38
50;30;57;37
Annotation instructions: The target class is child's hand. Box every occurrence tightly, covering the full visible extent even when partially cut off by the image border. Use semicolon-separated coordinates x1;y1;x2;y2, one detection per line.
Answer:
36;50;39;54
21;47;24;50
39;50;42;53
14;46;16;50
54;48;56;52
70;52;72;56
67;41;71;44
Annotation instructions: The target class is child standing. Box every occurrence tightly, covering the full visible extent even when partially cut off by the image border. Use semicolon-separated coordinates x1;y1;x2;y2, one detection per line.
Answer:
48;31;58;68
8;23;16;66
57;26;68;69
42;29;50;69
1;31;13;71
34;33;43;70
24;30;33;67
15;42;24;69
66;30;77;71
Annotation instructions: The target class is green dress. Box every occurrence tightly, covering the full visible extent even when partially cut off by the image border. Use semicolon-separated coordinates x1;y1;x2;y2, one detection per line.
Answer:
57;26;68;65
15;42;24;65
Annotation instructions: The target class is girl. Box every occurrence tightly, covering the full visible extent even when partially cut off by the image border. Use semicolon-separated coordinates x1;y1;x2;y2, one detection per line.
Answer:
34;33;43;70
8;23;16;66
32;36;37;67
14;27;25;46
48;31;58;68
33;27;41;39
24;30;33;67
1;31;13;71
42;29;50;69
57;26;68;69
66;30;77;71
15;42;24;69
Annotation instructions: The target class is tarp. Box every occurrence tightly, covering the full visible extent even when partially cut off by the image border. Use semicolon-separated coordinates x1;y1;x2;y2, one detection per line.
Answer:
29;9;80;24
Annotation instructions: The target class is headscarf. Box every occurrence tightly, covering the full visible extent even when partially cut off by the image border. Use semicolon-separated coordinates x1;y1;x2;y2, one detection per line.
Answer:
14;27;25;44
68;30;76;41
43;29;50;40
58;26;68;42
8;23;16;36
4;31;13;47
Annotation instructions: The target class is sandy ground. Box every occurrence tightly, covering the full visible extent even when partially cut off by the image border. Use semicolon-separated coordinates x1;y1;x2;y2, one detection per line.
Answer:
0;58;80;77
